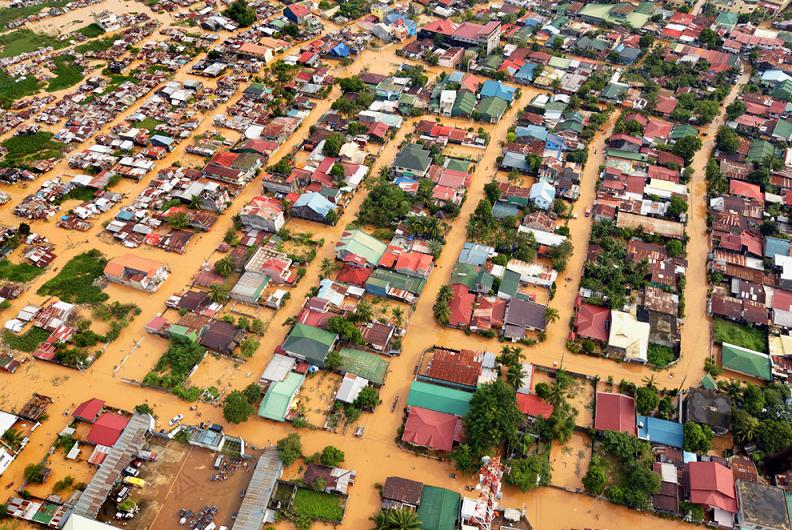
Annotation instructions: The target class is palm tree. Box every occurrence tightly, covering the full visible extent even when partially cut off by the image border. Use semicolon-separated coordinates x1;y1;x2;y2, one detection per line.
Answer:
214;256;234;277
497;345;523;368
545;382;567;407
2;428;24;451
506;363;525;390
353;300;373;322
427;239;443;259
544;306;559;324
208;284;229;304
370;509;421;530
642;374;657;390
320;258;338;278
391;307;404;328
436;285;453;305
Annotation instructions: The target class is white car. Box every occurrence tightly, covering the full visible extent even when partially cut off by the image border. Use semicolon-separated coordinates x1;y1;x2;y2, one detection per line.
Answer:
168;414;184;426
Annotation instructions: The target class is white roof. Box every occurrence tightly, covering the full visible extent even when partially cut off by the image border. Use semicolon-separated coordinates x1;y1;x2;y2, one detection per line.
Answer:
608;310;650;362
259;354;296;383
64;515;118;530
336;373;368;403
0;411;18;437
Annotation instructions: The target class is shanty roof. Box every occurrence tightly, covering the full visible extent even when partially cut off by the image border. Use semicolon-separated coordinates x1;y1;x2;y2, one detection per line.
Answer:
73;413;153;519
383;476;423;505
233;448;283;530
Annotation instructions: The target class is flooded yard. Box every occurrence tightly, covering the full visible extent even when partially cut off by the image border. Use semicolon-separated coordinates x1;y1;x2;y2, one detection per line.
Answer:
549;431;592;492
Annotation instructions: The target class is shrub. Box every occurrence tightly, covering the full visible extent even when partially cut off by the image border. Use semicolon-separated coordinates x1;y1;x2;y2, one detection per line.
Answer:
319;446;344;467
277;433;302;466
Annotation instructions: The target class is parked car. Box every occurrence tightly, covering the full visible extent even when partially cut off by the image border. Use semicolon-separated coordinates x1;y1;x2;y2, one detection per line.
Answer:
123;466;140;477
169;414;184;426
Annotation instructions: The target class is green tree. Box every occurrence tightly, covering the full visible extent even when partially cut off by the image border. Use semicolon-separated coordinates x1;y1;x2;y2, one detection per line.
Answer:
582;456;607;495
716;126;740;153
756;419;792;454
208;284;229;303
322;133;345;157
635;386;659;415
223;391;253;424
666;239;684;257
276;433;303;466
325;349;342;370
433;285;452;325
683;422;713;453
370;509;421;530
462;381;522;459
732;409;760;445
672;135;702;164
505;456;551;491
354;386;380;410
242;383;261;404
214;256;234;277
320;446;345;467
666;196;688;219
24;463;46;484
223;0;256;26
726;101;746;121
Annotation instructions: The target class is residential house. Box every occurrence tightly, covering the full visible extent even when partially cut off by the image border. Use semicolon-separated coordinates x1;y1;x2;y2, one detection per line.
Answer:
103;254;169;292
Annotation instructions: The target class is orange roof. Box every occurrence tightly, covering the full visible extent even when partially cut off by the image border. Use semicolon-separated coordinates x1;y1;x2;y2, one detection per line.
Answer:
104;254;167;278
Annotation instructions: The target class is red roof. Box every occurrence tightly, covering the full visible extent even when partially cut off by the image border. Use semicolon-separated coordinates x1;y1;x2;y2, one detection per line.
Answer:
574;303;610;342
422;19;455;36
401;406;463;452
516;393;554;419
687;461;737;513
286;3;310;17
426;349;482;387
729;179;763;203
86;412;130;447
772;289;792;311
594;392;636;435
336;265;372;286
448;284;475;328
73;398;105;423
645;117;673;141
654;95;678;115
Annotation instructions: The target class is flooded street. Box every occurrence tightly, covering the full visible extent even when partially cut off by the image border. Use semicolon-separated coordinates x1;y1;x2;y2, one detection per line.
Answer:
0;11;746;529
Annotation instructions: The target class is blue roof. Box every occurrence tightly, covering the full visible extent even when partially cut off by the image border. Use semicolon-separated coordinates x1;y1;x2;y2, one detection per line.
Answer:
546;133;565;149
515;62;536;81
765;236;791;259
150;134;174;144
529;180;555;202
293;191;337;216
458;242;492;266
637;416;684;448
330;43;350;57
515;125;548;141
447;71;465;83
480;80;516;102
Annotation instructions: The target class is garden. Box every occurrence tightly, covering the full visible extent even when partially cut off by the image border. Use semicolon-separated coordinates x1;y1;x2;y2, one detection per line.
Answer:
712;318;766;352
1;131;66;168
36;250;108;304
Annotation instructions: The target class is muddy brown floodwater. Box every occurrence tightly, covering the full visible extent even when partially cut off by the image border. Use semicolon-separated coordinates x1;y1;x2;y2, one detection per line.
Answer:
0;16;748;530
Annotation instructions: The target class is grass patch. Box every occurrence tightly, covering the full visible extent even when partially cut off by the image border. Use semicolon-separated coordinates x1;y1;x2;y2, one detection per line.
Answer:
134;117;161;134
37;249;108;304
143;339;205;401
3;327;50;352
0;29;65;58
0;259;44;282
47;54;84;92
0;69;41;108
712;318;766;352
1;131;66;168
76;23;104;38
289;489;345;528
647;344;676;368
75;36;116;54
0;0;70;28
55;186;96;205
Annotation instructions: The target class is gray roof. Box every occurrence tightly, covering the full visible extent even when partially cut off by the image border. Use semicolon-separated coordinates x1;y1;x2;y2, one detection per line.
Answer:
259;353;296;383
504;297;547;331
72;413;153;519
233;448;283;530
685;388;731;432
736;480;791;530
393;143;432;173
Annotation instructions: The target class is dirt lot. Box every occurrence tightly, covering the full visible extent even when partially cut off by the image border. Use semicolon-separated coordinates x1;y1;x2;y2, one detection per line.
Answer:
126;438;256;529
549;431;592;492
298;371;342;427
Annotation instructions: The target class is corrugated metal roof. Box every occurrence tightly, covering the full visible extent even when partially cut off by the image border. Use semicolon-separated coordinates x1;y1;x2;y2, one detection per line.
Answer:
233;448;283;530
73;414;153;519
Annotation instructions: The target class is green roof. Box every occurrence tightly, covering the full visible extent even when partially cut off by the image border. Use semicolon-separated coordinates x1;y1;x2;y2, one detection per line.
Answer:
477;97;508;121
579;3;649;27
407;381;472;416
259;372;305;421
771;79;792;102
773;118;792;140
452;91;477;117
605;148;647;161
715;12;738;27
670;123;698;140
337;229;387;266
417;486;461;530
700;373;717;390
281;323;338;366
601;82;628;101
338;348;389;385
746;140;774;165
548;56;572;70
721;342;772;381
167;324;199;343
444;158;470;172
498;269;521;298
367;268;427;295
